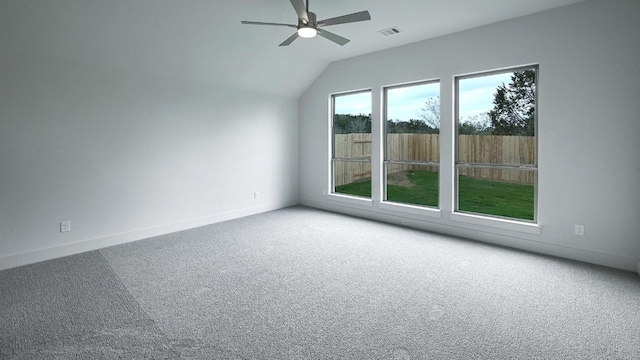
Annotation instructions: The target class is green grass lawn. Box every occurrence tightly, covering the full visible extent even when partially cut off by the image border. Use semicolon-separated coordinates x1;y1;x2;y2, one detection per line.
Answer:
335;179;373;198
387;171;439;207
335;170;534;220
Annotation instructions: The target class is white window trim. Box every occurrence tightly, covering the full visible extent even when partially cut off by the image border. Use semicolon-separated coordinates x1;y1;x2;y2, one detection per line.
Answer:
330;89;373;202
382;79;441;211
326;192;374;207
378;201;442;218
450;212;541;235
454;65;539;224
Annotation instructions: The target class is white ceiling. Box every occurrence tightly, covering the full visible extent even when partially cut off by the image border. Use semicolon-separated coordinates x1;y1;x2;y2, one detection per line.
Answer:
0;0;586;98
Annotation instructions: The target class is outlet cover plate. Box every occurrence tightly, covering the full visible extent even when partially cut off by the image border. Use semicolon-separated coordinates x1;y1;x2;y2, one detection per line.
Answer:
60;221;71;233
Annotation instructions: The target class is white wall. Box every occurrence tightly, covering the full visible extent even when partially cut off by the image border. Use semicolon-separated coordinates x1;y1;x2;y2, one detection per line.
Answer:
299;0;640;271
0;52;299;270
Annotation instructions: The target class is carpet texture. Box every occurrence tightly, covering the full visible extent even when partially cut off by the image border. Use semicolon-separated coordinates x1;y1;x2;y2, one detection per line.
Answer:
1;206;639;359
0;251;176;359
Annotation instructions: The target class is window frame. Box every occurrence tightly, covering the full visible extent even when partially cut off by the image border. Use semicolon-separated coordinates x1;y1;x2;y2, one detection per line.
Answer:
454;65;539;223
381;79;441;210
330;89;373;200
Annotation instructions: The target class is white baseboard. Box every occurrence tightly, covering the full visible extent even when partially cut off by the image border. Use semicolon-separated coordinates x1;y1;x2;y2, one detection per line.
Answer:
301;198;638;273
0;199;298;271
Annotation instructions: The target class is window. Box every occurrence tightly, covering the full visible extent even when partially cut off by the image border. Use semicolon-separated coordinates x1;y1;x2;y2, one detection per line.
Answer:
331;90;372;198
383;81;440;208
455;66;538;221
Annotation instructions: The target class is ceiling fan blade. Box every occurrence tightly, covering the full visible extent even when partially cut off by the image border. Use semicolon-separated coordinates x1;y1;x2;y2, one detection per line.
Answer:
290;0;309;23
241;21;296;28
317;28;349;46
318;11;371;26
279;32;300;46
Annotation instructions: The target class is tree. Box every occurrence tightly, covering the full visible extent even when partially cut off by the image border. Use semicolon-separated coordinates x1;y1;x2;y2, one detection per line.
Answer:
489;70;536;136
418;96;441;129
416;94;492;135
459;114;492;135
333;114;371;134
345;116;369;133
387;119;438;134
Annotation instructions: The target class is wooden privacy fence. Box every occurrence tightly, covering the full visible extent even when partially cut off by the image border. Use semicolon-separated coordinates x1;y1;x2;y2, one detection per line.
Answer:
334;133;535;186
333;133;373;187
458;134;536;184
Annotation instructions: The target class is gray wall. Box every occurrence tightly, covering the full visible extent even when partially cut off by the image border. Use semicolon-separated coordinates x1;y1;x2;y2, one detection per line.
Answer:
299;0;640;271
0;53;299;269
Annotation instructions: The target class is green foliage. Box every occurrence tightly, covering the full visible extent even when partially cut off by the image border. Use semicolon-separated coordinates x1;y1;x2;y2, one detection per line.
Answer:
335;171;534;220
387;119;439;134
458;114;492;135
333;114;372;134
489;70;536;136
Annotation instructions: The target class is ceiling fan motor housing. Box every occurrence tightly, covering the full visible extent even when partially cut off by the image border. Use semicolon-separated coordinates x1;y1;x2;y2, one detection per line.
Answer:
299;12;317;29
241;0;371;46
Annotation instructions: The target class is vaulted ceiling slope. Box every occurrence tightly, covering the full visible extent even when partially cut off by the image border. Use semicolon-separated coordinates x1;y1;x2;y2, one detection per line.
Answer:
0;0;585;98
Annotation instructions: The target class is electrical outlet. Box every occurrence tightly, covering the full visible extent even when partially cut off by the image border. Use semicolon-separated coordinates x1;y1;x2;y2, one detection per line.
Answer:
322;189;328;196
253;192;259;200
60;221;71;233
574;224;584;236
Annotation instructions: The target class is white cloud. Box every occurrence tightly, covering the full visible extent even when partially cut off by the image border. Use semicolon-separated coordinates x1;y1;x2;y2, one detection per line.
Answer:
387;82;439;121
334;91;371;115
333;72;514;124
458;72;512;119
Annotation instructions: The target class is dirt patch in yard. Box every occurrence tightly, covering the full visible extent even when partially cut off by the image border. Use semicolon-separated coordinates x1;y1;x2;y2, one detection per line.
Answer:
387;171;414;188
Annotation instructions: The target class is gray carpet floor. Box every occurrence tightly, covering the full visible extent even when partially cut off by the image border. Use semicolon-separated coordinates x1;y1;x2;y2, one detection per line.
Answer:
1;206;639;359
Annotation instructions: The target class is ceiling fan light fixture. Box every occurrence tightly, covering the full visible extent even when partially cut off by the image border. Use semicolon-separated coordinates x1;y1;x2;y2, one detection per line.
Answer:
241;1;371;46
297;26;317;38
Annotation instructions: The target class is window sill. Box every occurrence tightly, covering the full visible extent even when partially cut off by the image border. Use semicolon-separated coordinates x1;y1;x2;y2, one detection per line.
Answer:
378;201;441;218
326;193;373;208
450;212;541;235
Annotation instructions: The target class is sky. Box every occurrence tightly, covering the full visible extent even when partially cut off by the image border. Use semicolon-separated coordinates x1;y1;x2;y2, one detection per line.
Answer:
334;72;513;125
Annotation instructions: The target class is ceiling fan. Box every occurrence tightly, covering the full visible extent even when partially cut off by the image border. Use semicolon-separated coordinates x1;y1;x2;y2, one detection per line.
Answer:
241;0;371;46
